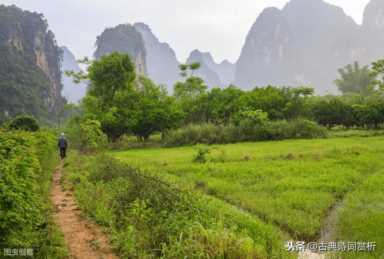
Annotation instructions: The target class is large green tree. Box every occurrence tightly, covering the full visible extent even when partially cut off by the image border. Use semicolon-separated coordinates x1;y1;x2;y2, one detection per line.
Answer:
72;52;180;140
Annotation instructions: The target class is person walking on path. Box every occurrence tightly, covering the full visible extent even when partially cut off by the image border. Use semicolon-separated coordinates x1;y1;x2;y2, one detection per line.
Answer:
58;133;68;159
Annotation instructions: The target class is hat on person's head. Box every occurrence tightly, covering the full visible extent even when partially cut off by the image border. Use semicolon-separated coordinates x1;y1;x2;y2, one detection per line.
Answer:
61;133;65;137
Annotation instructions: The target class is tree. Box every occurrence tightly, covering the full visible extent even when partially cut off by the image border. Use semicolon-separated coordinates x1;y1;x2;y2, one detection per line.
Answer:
371;59;384;90
205;86;244;125
68;52;180;141
179;62;201;78
130;77;182;140
335;61;375;96
311;98;355;128
8;115;40;132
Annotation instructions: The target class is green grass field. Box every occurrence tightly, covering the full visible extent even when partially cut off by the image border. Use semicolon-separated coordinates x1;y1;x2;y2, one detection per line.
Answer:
111;136;384;258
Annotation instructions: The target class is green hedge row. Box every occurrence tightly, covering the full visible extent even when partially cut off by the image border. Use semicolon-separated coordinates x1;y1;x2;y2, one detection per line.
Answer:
162;119;327;147
0;130;67;258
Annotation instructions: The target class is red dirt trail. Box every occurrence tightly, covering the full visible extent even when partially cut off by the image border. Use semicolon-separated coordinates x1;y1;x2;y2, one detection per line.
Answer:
51;163;118;259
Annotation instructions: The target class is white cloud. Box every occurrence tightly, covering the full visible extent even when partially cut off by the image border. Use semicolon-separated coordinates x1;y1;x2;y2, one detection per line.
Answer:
0;0;370;62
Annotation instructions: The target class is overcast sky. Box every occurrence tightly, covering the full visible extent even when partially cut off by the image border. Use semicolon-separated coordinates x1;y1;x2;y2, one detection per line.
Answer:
0;0;370;63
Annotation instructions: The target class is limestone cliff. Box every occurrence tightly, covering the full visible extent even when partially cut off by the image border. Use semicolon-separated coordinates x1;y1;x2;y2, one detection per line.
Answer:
134;23;180;92
94;24;147;75
186;50;225;88
0;5;65;122
235;0;381;94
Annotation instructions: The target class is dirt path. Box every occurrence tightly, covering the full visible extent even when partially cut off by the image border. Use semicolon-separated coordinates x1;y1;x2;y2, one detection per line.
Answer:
51;162;118;259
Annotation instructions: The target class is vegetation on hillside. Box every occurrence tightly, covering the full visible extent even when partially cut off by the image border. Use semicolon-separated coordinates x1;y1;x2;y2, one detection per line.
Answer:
0;5;65;124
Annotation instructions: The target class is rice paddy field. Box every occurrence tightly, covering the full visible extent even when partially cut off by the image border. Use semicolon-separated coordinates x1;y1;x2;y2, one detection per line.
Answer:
111;136;384;258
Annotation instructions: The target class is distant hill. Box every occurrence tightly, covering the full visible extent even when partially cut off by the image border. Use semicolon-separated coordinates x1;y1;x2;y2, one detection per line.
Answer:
235;0;384;94
94;24;147;75
0;5;65;123
61;46;87;103
186;50;235;88
100;23;236;91
134;23;180;92
186;50;222;87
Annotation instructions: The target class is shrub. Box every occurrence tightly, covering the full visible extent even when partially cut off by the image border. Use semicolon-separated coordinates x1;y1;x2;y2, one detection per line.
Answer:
193;147;210;163
162;124;232;146
79;119;108;152
163;120;327;147
0;130;67;257
7;115;40;132
66;118;107;152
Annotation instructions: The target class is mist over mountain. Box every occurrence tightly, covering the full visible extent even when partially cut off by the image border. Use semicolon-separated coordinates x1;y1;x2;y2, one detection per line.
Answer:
61;46;87;103
362;0;384;62
235;0;384;94
94;24;147;75
134;23;180;92
186;50;236;87
0;5;65;122
186;50;222;87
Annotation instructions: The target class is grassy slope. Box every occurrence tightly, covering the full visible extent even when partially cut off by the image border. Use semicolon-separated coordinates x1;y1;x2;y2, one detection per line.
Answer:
112;136;384;258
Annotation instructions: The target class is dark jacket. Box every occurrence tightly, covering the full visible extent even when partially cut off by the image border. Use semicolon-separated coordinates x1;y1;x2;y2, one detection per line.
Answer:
58;137;68;149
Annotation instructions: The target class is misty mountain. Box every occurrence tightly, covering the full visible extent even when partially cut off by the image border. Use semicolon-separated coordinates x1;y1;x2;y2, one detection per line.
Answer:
187;50;236;87
235;0;384;94
362;0;384;62
186;50;222;87
94;24;147;75
214;60;236;87
0;5;65;122
134;23;180;92
61;46;87;103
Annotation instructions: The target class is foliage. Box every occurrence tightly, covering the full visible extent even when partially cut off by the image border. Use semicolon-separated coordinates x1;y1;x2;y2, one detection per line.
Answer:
193;147;210;163
179;62;201;78
335;61;376;96
0;130;67;257
371;59;384;90
79;119;108;152
0;5;65;124
311;97;356;128
69;53;181;141
7;115;40;132
162;119;326;146
310;95;384;129
233;109;268;128
130;77;183;140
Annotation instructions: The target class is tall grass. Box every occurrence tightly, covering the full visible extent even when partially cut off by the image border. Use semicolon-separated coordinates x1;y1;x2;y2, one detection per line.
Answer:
113;136;384;258
65;153;292;258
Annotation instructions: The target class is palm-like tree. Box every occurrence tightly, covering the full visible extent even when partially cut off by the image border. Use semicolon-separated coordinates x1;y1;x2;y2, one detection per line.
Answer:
335;61;375;96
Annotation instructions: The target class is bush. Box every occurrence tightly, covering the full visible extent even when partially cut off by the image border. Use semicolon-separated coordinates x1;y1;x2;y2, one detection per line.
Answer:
7;115;40;132
193;147;210;163
0;130;67;257
66;118;107;153
163;120;327;146
79;119;108;152
162;124;232;146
